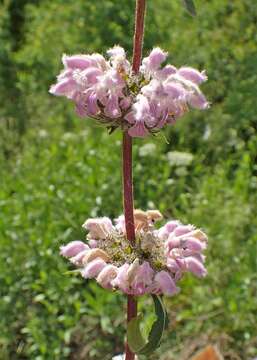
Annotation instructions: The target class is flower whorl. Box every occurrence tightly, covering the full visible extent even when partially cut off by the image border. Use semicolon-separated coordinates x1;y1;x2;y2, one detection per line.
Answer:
60;210;208;296
50;46;209;137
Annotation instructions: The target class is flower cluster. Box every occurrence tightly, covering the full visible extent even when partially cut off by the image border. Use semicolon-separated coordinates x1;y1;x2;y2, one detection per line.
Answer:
50;46;209;137
60;210;208;296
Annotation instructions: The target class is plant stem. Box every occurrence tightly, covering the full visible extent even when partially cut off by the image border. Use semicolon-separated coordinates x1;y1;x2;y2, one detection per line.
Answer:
123;1;146;359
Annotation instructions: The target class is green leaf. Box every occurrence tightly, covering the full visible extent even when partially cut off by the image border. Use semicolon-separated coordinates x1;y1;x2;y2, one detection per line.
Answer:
127;314;146;353
63;269;81;276
127;295;167;356
182;0;197;16
138;295;167;355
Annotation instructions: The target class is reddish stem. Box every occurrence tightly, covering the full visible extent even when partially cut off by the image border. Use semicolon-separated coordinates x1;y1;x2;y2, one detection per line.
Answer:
132;0;146;74
123;1;146;360
122;132;136;245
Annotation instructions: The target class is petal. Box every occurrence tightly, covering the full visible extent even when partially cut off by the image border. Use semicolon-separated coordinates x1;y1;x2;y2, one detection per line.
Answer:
189;92;209;109
185;257;207;277
165;220;181;233
120;96;132;110
86;93;100;115
88;239;98;248
184;237;207;251
142;47;168;72
174;225;195;237
178;67;207;84
62;54;92;69
128;121;149;138
97;264;118;289
104;95;121;118
157;64;177;79
49;78;77;96
107;45;126;59
81;258;106;279
83;67;102;84
113;263;130;293
164;82;186;99
154;271;179;296
83;217;113;239
70;248;90;265
60;241;87;258
167;258;181;273
124;111;136;124
166;236;180;250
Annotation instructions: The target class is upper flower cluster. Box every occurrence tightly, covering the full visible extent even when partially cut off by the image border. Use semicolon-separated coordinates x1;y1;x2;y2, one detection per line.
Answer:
50;46;209;137
60;209;208;296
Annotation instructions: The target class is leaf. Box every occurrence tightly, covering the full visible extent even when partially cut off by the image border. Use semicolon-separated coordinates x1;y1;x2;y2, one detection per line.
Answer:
138;295;167;355
127;295;167;356
182;0;197;16
127;314;146;353
63;269;81;276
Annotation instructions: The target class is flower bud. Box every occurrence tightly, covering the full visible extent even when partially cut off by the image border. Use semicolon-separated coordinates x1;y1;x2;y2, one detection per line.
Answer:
88;239;98;248
184;237;207;252
144;47;168;71
62;54;92;69
60;241;87;258
82;249;110;265
188;229;208;242
166;236;181;250
147;210;163;223
70;249;89;265
178;67;207;84
154;271;179;296
189;92;209;110
49;78;76;96
174;225;195;237
97;264;118;289
185;257;207;277
127;258;140;284
83;217;113;239
112;263;130;293
81;258;106;279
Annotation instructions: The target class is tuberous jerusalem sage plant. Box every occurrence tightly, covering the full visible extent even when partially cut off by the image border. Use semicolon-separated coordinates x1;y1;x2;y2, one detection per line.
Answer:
50;0;209;359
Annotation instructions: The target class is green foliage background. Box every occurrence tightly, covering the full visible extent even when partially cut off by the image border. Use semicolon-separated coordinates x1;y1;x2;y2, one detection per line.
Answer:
0;0;256;359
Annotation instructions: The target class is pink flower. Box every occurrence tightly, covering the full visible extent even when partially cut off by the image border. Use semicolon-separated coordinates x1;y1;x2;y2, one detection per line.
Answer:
112;263;130;293
88;239;98;248
158;220;180;241
130;261;154;295
70;249;89;266
166;236;181;251
97;265;118;289
185;256;207;277
174;224;195;237
60;241;88;258
50;46;209;138
62;54;93;69
81;258;107;279
60;213;208;296
153;271;179;296
128;120;149;138
184;237;207;252
141;47;168;75
178;67;207;84
82;217;113;239
188;92;209;109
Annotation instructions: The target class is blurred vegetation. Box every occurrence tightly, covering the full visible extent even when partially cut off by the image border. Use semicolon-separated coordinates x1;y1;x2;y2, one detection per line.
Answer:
0;0;257;359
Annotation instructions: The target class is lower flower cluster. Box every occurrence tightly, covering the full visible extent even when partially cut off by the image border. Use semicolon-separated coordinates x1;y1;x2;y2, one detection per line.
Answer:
61;210;208;296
